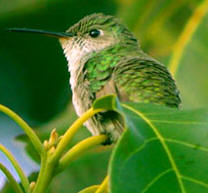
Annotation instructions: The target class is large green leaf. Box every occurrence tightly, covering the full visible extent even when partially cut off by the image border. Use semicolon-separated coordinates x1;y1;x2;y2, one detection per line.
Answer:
93;95;118;111
110;102;208;193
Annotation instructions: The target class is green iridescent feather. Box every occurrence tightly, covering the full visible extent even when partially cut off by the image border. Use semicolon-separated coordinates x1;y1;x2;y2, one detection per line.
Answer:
61;13;181;142
84;43;180;108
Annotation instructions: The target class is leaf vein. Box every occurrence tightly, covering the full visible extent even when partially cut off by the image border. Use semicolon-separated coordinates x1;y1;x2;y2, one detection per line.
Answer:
122;137;158;164
182;175;208;188
141;168;173;193
150;120;207;125
122;104;186;193
164;138;208;152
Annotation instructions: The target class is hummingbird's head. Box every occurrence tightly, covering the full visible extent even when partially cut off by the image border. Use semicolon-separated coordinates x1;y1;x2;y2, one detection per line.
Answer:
8;13;138;72
59;13;138;71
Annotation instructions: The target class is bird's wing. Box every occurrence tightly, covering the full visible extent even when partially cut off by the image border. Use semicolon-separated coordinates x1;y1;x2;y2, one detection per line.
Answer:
114;57;181;108
83;62;124;141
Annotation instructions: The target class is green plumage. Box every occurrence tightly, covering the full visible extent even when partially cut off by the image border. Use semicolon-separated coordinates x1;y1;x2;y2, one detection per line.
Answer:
85;45;180;108
60;13;181;142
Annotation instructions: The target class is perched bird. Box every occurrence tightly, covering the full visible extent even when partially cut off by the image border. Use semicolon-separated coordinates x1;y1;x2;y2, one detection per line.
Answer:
8;13;181;142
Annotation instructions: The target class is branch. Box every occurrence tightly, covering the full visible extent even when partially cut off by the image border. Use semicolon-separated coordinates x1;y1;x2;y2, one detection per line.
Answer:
0;144;30;192
58;135;108;172
50;108;104;163
0;163;24;193
0;104;44;155
95;175;109;193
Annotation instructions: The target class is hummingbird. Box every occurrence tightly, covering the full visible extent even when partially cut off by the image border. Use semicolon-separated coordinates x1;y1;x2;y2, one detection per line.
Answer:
8;13;181;142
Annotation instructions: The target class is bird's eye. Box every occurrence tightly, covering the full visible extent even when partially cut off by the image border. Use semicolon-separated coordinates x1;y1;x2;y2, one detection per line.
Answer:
89;29;101;38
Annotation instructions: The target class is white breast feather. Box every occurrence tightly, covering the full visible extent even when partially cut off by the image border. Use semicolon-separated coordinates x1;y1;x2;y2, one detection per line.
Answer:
61;41;92;117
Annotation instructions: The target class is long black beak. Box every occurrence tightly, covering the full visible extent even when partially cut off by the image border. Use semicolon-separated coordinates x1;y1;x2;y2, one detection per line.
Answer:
7;28;73;38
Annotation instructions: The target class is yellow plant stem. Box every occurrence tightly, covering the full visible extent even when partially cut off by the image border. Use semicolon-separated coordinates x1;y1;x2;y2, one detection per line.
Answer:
58;135;108;172
33;107;104;193
169;0;208;76
0;144;30;192
79;185;100;193
0;163;24;193
50;108;104;163
32;153;54;193
0;104;43;155
95;175;109;193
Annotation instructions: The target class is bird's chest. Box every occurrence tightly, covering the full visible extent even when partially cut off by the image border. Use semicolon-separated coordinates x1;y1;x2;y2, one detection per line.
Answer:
68;61;92;117
63;44;91;116
71;84;89;117
67;48;120;116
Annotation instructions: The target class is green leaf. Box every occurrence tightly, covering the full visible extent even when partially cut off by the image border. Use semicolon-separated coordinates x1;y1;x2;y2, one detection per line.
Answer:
93;95;118;111
110;102;208;193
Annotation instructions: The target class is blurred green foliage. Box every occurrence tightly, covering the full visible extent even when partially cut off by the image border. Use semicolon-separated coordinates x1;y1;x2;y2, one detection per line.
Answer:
0;0;208;192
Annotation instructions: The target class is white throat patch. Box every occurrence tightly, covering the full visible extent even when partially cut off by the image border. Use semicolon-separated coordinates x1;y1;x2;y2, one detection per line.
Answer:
60;38;93;117
59;36;115;117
